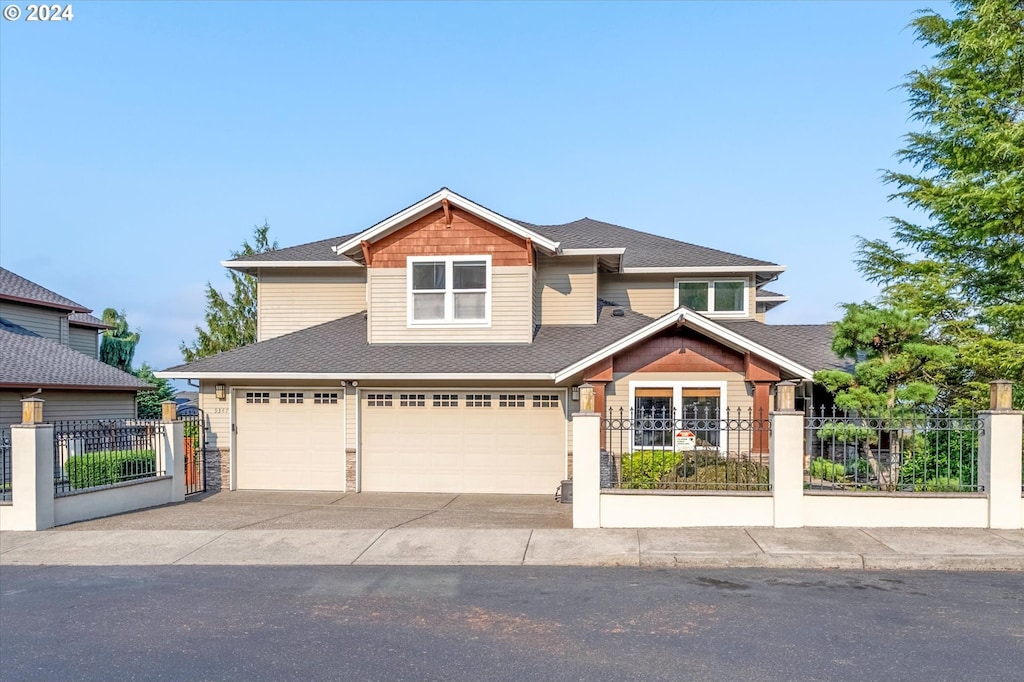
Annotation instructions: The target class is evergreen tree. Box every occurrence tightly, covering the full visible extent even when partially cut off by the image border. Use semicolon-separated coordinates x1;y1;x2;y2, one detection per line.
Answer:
99;308;139;372
134;363;177;419
181;222;277;361
857;0;1024;407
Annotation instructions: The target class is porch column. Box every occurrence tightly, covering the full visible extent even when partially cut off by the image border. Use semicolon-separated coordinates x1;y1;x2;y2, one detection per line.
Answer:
751;381;772;457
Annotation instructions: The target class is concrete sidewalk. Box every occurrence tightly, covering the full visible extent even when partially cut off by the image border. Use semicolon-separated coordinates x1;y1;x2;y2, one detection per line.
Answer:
2;526;1022;571
1;492;1022;570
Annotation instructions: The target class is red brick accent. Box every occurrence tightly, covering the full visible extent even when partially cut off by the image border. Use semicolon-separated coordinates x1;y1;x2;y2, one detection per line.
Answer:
615;328;746;374
367;207;531;267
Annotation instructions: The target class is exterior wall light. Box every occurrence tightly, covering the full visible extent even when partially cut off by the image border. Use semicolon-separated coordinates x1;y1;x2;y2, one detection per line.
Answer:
215;384;227;401
571;385;580;402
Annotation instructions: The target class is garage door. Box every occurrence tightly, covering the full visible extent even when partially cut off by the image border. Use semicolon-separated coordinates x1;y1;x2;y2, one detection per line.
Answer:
360;390;565;494
234;390;345;491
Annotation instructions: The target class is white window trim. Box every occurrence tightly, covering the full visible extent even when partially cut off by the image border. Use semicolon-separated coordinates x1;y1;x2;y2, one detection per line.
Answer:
674;278;748;318
406;255;492;328
627;380;728;452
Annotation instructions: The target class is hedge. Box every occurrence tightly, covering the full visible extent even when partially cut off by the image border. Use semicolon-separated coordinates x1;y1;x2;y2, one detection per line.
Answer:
65;450;157;489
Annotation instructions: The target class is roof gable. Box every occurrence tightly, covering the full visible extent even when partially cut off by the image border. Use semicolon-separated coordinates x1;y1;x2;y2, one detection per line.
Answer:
332;188;561;263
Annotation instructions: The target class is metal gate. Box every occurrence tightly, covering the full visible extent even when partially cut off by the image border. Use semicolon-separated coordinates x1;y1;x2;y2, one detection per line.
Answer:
176;404;207;495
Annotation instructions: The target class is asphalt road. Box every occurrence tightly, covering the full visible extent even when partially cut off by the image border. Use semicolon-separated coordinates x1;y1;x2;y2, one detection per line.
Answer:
1;567;1022;681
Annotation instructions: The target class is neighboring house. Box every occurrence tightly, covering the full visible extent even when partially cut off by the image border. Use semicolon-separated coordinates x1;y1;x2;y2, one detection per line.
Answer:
159;188;844;494
0;268;151;429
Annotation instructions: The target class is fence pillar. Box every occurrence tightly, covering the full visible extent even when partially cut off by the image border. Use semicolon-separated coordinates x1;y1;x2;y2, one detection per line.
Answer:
979;382;1022;529
157;420;186;503
770;382;804;528
572;411;602;528
6;424;55;531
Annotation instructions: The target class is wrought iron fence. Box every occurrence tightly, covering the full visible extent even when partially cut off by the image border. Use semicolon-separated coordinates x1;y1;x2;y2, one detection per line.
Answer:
804;408;982;493
52;419;166;496
176;405;207;495
603;407;771;491
1;428;11;503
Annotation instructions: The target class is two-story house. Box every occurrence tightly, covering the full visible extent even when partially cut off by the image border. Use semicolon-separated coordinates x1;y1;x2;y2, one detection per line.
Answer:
160;189;843;494
0;268;151;429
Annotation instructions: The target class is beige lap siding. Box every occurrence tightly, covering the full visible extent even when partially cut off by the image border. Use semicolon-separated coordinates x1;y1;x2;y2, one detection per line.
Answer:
534;255;598;326
257;268;367;341
598;274;676;318
367;266;534;343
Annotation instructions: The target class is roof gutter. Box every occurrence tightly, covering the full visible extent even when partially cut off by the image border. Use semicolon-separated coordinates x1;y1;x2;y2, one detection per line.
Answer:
154;371;557;382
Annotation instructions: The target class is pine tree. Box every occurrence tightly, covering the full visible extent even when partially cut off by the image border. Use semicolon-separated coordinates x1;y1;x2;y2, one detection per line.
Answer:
134;363;177;419
857;0;1024;407
181;222;277;361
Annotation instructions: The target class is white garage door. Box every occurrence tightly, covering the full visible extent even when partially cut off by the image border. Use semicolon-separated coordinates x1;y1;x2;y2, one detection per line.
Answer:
234;390;345;491
360;390;566;494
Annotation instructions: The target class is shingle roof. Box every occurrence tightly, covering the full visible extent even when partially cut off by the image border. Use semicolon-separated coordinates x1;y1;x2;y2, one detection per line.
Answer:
756;289;786;299
229;233;360;263
162;305;656;376
715;320;849;372
226;198;778;270
0;268;90;312
68;312;110;329
516;218;778;269
0;319;152;390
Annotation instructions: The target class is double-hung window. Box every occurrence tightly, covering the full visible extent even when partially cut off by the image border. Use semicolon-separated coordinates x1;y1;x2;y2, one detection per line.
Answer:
408;255;491;326
675;279;747;316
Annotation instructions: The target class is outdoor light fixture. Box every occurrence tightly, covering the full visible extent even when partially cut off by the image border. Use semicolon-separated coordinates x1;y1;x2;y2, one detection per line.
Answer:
215;384;227;400
571;385;580;401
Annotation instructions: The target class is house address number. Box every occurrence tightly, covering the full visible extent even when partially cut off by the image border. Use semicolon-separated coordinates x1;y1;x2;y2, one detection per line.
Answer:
210;407;229;415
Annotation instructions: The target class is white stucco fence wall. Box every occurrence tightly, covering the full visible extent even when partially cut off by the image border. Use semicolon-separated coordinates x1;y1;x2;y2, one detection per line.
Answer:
573;404;1023;530
0;421;185;531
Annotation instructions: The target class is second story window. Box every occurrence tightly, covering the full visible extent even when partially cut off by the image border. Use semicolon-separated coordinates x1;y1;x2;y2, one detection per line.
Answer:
408;256;490;326
675;279;747;316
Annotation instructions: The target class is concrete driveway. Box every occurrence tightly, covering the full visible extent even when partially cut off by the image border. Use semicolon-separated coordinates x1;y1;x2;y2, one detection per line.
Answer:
55;491;573;531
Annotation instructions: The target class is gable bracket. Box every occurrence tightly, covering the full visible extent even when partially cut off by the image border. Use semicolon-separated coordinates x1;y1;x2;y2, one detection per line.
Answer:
441;198;452;227
360;240;373;267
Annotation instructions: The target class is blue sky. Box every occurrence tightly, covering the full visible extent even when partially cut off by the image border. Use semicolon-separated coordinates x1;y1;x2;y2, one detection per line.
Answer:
1;0;946;375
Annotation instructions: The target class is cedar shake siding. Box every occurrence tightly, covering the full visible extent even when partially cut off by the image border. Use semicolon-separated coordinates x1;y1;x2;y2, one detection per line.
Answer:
366;208;531;268
534;255;598;326
257;268;367;341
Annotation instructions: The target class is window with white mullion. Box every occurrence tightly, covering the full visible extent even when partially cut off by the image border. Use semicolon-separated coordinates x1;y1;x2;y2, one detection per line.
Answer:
408;256;490;325
674;278;747;316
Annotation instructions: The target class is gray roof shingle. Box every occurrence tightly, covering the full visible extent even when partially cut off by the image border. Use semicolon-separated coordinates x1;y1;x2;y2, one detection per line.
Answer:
0;319;152;390
163;305;656;376
0;268;90;312
229;233;360;263
715;320;849;372
68;312;110;329
517;218;778;269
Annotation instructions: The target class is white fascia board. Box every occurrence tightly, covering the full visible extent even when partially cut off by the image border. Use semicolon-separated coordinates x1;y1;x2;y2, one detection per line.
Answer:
221;260;362;270
553;310;685;383
621;265;787;274
678;311;814;380
755;295;790;302
154;371;556;381
331;189;561;256
560;248;626;256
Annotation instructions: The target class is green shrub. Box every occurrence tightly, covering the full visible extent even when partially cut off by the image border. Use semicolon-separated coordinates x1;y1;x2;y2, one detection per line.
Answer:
899;428;978;489
914;476;962;492
65;450;157;489
810;457;846;482
847;458;872;480
621;450;684;489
